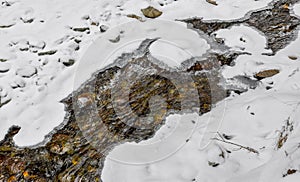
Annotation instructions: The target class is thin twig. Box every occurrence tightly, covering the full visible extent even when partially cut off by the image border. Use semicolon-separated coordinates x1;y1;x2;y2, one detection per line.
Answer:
212;132;259;154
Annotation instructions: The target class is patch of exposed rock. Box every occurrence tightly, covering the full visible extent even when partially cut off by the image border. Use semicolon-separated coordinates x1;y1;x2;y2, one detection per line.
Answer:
182;0;300;55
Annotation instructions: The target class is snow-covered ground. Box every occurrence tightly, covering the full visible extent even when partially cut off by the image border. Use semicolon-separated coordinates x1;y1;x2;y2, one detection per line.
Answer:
0;0;273;147
1;0;300;181
102;22;300;181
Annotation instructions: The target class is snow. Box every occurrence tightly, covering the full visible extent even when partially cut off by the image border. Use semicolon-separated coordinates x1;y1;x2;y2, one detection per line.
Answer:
74;20;208;89
215;25;271;55
293;3;300;16
0;0;274;147
122;0;273;20
1;0;300;181
102;3;300;182
108;113;198;164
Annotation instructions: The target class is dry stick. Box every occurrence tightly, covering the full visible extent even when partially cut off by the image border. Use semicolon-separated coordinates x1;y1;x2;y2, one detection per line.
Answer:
212;132;259;154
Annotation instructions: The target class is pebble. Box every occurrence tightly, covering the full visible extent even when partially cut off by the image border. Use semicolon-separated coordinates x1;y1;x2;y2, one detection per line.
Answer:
100;25;109;32
141;6;162;19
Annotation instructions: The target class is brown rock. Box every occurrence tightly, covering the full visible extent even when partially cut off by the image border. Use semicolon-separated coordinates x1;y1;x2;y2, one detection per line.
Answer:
206;0;218;6
141;6;162;19
127;14;144;22
254;69;280;80
288;56;298;60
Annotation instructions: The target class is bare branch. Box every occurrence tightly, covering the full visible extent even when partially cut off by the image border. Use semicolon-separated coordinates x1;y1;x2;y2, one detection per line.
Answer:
212;136;259;154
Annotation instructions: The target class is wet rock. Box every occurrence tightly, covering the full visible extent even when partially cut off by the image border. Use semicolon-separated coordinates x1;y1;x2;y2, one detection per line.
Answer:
38;50;57;56
62;59;75;67
283;169;297;177
72;27;90;32
47;134;73;155
208;161;220;167
1;1;12;6
206;0;218;6
100;25;109;32
0;24;15;28
20;17;34;23
74;39;81;44
222;133;234;140
141;6;162;19
254;69;280;80
288;56;298;60
91;21;99;26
